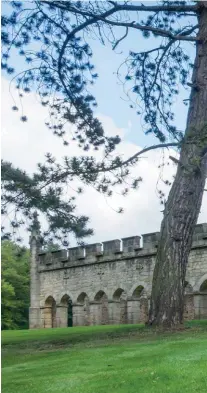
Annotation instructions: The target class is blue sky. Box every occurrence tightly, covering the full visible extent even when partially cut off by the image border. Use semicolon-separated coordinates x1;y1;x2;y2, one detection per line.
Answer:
2;2;205;245
2;1;196;148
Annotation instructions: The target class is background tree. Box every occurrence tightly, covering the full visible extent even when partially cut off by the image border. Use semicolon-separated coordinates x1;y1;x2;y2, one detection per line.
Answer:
1;239;62;330
1;1;207;327
1;241;30;330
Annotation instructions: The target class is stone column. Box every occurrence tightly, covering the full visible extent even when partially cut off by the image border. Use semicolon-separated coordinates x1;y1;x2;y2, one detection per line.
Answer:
140;297;149;323
56;305;68;328
127;299;140;324
194;293;207;319
84;297;90;326
43;306;52;328
89;301;101;325
108;300;120;324
120;299;128;324
184;294;195;321
29;212;42;329
73;303;84;326
101;295;109;325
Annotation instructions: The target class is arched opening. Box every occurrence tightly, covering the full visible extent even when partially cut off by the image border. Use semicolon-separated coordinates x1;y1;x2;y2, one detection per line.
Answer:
76;292;90;326
198;280;207;319
132;285;144;298
94;291;109;325
94;290;106;301
200;280;207;292
59;294;73;327
184;282;194;321
77;292;88;303
112;288;127;324
44;296;56;328
113;288;126;300
131;286;148;323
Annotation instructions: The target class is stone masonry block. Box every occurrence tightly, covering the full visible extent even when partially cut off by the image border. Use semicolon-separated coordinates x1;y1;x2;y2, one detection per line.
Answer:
142;232;160;249
85;243;102;257
69;246;85;260
122;236;141;253
103;240;121;255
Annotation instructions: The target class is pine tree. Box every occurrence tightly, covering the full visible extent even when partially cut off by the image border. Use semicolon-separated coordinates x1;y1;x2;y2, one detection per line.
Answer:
2;1;207;326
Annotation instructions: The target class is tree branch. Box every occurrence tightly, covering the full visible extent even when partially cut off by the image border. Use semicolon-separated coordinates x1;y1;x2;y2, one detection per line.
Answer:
102;19;198;42
42;1;198;44
112;27;128;50
106;3;198;13
2;142;179;206
43;1;198;16
120;142;179;168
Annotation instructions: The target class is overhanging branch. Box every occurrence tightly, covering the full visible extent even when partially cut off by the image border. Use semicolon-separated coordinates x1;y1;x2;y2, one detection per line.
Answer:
1;142;179;205
102;19;198;42
43;1;198;15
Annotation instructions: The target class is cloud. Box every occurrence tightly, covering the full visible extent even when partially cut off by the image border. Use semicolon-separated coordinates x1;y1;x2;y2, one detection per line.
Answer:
1;77;206;246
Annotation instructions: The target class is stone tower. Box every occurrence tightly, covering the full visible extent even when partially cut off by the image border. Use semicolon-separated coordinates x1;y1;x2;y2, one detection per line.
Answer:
29;211;42;329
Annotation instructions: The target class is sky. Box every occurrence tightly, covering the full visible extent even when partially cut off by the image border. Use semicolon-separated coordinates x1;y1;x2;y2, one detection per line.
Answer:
1;1;206;247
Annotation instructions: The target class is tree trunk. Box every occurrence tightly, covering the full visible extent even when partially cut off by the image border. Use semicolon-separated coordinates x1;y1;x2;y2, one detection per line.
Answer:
148;4;207;327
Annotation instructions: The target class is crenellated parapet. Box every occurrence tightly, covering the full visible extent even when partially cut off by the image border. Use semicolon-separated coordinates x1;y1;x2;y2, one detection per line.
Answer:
142;232;160;250
37;223;207;271
192;223;207;245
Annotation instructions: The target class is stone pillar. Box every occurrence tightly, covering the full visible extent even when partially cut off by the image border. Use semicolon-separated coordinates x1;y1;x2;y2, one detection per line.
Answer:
120;298;128;324
108;300;120;324
101;295;109;325
89;301;101;325
83;297;90;326
29;212;42;329
56;305;68;328
73;303;84;326
195;293;207;319
127;299;140;324
184;294;195;321
43;306;52;328
127;299;133;324
140;297;149;323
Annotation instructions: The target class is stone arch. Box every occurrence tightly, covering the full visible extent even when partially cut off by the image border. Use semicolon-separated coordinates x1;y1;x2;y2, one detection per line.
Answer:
113;288;127;300
184;281;194;321
193;275;207;319
130;282;149;298
132;285;145;298
57;294;73;327
194;274;207;292
112;288;127;324
56;291;73;305
93;290;109;325
200;280;207;292
75;292;90;326
197;279;207;319
94;290;106;301
129;285;148;324
77;292;89;303
44;296;56;328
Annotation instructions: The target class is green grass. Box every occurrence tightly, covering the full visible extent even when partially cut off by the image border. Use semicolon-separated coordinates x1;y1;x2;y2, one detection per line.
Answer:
2;321;207;393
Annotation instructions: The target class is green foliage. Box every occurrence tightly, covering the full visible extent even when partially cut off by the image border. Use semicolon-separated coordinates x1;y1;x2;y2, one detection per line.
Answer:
1;1;199;243
1;241;30;330
42;241;61;252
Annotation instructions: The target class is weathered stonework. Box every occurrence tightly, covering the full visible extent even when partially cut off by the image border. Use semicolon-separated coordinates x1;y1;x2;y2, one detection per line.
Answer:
29;223;207;329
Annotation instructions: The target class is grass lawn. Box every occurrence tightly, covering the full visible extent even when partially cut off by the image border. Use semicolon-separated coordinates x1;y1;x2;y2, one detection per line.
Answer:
2;321;207;393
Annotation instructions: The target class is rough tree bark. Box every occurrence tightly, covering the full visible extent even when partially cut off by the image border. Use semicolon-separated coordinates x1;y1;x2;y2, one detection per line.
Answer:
148;3;207;327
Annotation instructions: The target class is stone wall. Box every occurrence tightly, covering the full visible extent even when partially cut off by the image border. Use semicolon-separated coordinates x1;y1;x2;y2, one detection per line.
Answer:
29;223;207;328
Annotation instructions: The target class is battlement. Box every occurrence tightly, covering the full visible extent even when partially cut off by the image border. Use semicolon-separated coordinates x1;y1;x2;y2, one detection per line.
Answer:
37;223;207;271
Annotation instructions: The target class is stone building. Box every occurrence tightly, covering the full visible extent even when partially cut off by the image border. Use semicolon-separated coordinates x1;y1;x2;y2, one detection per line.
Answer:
29;218;207;329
